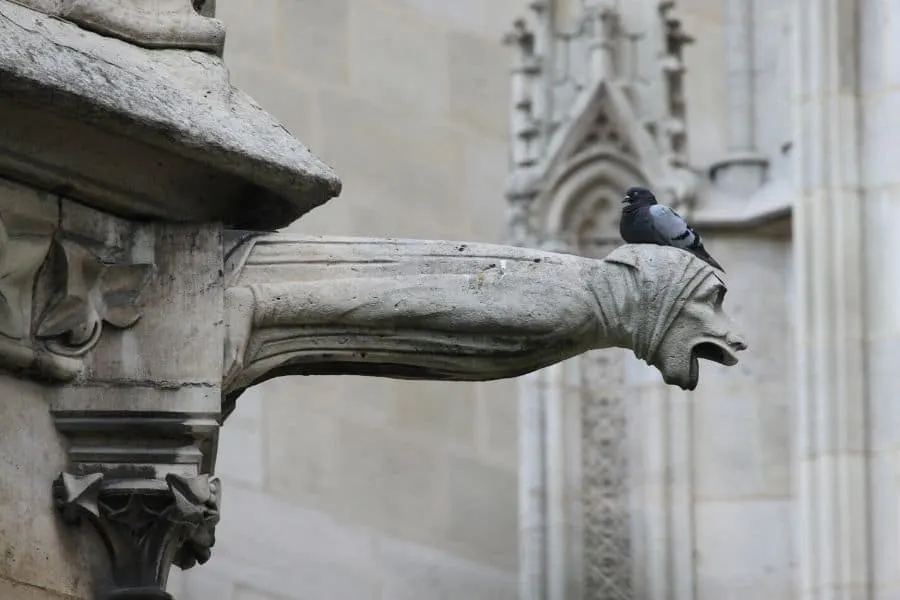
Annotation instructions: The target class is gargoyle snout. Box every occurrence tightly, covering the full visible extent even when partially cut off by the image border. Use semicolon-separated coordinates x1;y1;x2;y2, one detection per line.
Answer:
727;332;748;353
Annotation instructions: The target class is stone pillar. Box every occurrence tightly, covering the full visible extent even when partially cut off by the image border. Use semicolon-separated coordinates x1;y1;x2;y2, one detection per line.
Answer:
0;171;227;600
859;0;900;597
708;0;768;195
791;1;870;599
48;213;225;600
627;363;697;600
0;1;341;597
518;369;549;600
516;237;581;600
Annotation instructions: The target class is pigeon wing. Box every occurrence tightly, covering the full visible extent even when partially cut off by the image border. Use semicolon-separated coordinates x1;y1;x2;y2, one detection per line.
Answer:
648;204;696;249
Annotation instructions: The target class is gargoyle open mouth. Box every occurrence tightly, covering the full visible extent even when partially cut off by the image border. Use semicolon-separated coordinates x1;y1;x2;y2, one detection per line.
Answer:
686;339;744;391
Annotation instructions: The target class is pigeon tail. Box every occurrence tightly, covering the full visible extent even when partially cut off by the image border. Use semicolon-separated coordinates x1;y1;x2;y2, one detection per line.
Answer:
691;245;725;272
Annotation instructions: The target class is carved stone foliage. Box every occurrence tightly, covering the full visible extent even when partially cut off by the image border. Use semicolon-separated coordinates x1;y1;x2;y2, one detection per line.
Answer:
0;215;152;380
35;239;152;357
572;109;635;160
580;350;632;600
54;472;221;597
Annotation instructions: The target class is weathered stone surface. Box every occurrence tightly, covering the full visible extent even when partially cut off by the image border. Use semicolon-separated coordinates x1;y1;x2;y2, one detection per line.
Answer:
222;236;746;397
694;500;793;599
0;375;101;599
347;2;449;116
447;30;511;136
331;420;446;542
0;577;82;600
279;0;349;86
375;538;517;600
10;0;226;54
175;483;516;600
445;455;517;569
391;383;479;447
0;0;341;230
475;380;519;468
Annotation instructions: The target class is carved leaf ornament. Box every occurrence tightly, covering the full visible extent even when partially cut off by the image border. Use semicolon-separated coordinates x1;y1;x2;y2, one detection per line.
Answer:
36;240;152;357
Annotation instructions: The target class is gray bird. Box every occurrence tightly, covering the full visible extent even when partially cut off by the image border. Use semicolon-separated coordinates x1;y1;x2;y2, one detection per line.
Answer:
619;186;725;272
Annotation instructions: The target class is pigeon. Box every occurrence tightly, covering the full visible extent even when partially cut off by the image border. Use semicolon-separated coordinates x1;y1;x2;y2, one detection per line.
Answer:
619;186;725;272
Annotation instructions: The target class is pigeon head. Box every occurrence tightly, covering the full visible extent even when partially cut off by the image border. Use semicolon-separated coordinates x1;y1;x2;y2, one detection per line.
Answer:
622;186;657;207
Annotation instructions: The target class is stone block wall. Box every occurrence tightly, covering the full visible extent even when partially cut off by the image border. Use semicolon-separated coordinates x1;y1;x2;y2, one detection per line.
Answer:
689;231;794;600
174;1;527;598
0;375;99;600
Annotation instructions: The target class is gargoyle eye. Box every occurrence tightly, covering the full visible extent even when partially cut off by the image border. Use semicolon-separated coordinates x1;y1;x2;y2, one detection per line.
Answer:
714;285;727;306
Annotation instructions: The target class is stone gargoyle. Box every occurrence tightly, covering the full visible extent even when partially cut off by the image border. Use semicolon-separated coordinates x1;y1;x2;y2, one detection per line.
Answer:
221;235;746;408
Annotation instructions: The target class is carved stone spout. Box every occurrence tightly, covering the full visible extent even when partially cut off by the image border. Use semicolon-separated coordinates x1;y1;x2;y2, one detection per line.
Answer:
222;235;746;404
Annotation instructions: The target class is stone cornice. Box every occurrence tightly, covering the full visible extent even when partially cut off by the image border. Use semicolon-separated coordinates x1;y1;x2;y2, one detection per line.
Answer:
687;179;793;232
0;0;342;230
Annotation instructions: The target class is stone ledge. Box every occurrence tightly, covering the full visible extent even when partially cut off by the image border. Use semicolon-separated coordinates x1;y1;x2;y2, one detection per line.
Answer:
0;0;342;230
689;179;792;233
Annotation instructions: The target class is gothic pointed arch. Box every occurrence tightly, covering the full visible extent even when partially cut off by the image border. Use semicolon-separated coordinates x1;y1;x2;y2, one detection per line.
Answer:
544;81;653;177
529;138;650;600
533;147;648;252
504;3;701;598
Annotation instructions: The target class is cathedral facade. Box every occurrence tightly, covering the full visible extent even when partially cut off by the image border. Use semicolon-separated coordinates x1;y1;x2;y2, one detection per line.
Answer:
508;1;895;599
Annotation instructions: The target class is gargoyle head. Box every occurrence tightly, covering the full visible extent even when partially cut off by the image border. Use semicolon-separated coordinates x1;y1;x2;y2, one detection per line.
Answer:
603;244;747;390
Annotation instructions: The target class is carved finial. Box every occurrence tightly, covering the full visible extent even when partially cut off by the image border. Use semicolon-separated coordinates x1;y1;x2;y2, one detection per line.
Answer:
505;18;542;169
503;18;536;57
657;0;694;168
528;0;551;16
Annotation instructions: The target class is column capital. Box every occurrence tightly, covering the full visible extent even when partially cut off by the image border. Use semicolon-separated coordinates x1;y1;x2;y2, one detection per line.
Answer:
54;472;221;599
